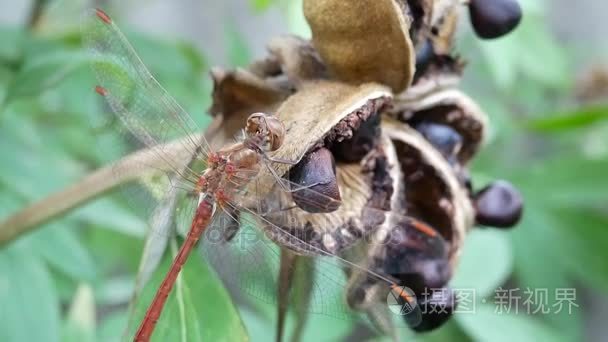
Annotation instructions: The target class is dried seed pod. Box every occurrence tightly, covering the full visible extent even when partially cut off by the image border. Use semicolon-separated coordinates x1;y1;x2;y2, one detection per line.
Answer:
289;147;341;213
259;80;392;184
243;81;392;254
383;119;475;269
468;0;522;39
345;121;475;316
399;56;464;104
391;89;489;165
209;67;291;118
303;0;415;92
267;35;328;85
474;180;523;228
208;67;291;145
331;113;381;163
427;0;460;55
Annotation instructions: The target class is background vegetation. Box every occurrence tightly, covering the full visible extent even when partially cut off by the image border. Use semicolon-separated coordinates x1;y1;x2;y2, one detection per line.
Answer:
0;0;606;341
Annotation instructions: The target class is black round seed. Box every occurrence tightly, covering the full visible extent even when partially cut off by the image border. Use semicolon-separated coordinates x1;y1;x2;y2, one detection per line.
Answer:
383;219;450;294
468;0;522;39
289;147;341;213
474;180;523;228
411;287;457;332
414;122;463;160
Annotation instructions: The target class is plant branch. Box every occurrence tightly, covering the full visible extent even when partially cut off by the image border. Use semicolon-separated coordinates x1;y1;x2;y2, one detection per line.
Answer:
0;117;223;246
27;0;46;30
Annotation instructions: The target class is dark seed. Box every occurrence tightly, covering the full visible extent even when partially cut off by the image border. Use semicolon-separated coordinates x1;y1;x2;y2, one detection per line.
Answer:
468;0;522;39
474;180;523;228
332;114;380;163
414;122;462;160
383;219;450;294
289;147;341;213
414;39;434;78
411;287;457;332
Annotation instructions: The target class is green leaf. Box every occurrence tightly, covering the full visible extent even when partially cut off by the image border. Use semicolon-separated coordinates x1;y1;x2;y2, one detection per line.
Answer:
527;106;608;132
510;156;608;206
0;248;61;342
550;208;608;291
98;310;129;342
249;0;274;11
62;284;96;342
225;26;252;67
73;198;146;238
126;33;205;79
450;230;513;297
29;223;97;281
0;65;13;106
456;304;564;342
510;204;583;340
7;50;90;100
126;238;247;341
0;26;24;62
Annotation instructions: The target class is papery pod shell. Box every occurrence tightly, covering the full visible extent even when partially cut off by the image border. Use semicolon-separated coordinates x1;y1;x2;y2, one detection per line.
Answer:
261;159;393;255
303;0;415;92
382;118;475;269
389;89;488;164
427;0;460;54
208;67;291;145
242;81;393;253
400;66;462;104
260;80;392;185
266;35;328;85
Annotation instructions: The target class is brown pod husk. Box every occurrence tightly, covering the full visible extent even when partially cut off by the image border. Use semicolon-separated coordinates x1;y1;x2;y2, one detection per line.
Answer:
207;67;291;146
344;120;474;316
258;80;392;184
266;35;328;85
402;59;464;103
303;0;415;93
427;0;460;54
383;118;475;269
390;89;489;165
244;81;393;254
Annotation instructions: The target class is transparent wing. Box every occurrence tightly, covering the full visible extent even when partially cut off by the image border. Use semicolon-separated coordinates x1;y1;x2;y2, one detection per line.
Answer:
199;173;449;326
82;8;210;187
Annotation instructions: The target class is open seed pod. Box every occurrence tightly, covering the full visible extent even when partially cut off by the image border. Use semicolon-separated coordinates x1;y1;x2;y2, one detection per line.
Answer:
426;0;460;54
389;88;488;166
303;0;415;93
383;118;475;269
265;35;328;86
408;53;464;103
208;67;292;145
240;80;394;253
257;80;392;186
345;119;474;311
406;0;460;52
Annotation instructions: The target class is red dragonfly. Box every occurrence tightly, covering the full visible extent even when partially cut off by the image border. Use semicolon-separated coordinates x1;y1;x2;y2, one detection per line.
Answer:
83;8;447;341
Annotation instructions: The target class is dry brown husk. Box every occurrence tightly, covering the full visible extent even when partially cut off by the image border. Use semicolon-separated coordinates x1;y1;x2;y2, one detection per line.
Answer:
303;0;415;93
389;88;489;165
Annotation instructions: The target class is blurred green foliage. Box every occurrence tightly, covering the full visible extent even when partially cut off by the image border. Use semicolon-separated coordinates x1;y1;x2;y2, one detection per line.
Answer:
0;0;607;341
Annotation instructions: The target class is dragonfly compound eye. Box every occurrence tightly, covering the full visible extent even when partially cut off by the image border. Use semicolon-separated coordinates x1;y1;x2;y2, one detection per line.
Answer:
245;112;285;151
245;112;264;135
264;115;286;151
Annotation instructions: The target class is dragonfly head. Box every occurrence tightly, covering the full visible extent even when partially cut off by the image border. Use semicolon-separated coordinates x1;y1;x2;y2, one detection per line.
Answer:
245;112;285;152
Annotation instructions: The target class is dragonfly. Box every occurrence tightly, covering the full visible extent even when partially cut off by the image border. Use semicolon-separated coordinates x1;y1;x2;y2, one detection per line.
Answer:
83;8;448;341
